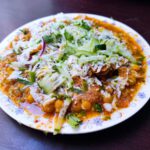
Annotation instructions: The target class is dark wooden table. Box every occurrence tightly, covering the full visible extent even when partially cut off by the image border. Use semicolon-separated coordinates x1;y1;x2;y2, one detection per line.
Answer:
0;0;150;150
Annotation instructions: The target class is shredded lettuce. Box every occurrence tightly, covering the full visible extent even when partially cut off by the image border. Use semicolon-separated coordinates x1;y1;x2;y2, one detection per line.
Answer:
79;55;106;65
57;63;73;88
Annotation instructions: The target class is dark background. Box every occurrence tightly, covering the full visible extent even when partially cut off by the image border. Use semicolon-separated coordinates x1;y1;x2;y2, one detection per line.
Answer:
0;0;149;150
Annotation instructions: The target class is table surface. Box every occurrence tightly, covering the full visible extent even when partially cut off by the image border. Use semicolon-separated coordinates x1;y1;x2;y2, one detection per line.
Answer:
0;0;150;150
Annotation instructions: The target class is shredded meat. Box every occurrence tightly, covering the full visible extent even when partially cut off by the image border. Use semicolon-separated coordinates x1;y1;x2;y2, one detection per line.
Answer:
117;97;130;108
116;89;131;108
73;85;101;103
89;64;118;82
72;76;83;87
100;65;111;75
118;66;128;78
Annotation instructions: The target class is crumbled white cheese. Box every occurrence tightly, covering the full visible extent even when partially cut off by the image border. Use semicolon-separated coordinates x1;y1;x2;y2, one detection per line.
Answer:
103;103;113;112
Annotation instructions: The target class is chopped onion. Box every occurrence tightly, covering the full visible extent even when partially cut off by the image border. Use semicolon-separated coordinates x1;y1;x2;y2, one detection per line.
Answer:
39;38;46;57
28;54;32;61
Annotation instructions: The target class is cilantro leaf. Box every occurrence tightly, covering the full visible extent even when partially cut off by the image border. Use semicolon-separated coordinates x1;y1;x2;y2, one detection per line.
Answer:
66;113;82;128
64;30;74;41
94;103;102;113
81;20;91;30
95;44;106;51
43;34;54;44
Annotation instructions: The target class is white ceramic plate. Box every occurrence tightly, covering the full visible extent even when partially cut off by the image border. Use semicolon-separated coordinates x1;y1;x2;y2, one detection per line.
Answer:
0;13;150;134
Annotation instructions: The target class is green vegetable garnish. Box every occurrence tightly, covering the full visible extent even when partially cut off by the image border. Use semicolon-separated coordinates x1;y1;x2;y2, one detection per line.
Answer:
19;67;26;71
52;65;60;73
55;33;62;42
29;71;36;82
36;39;42;44
70;87;83;93
80;20;91;30
13;48;22;55
75;20;91;30
43;34;54;44
136;55;145;65
64;30;74;41
94;103;103;113
81;80;88;91
66;113;82;128
17;78;33;85
38;74;65;94
95;44;106;51
20;29;28;35
79;110;86;117
59;24;65;29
